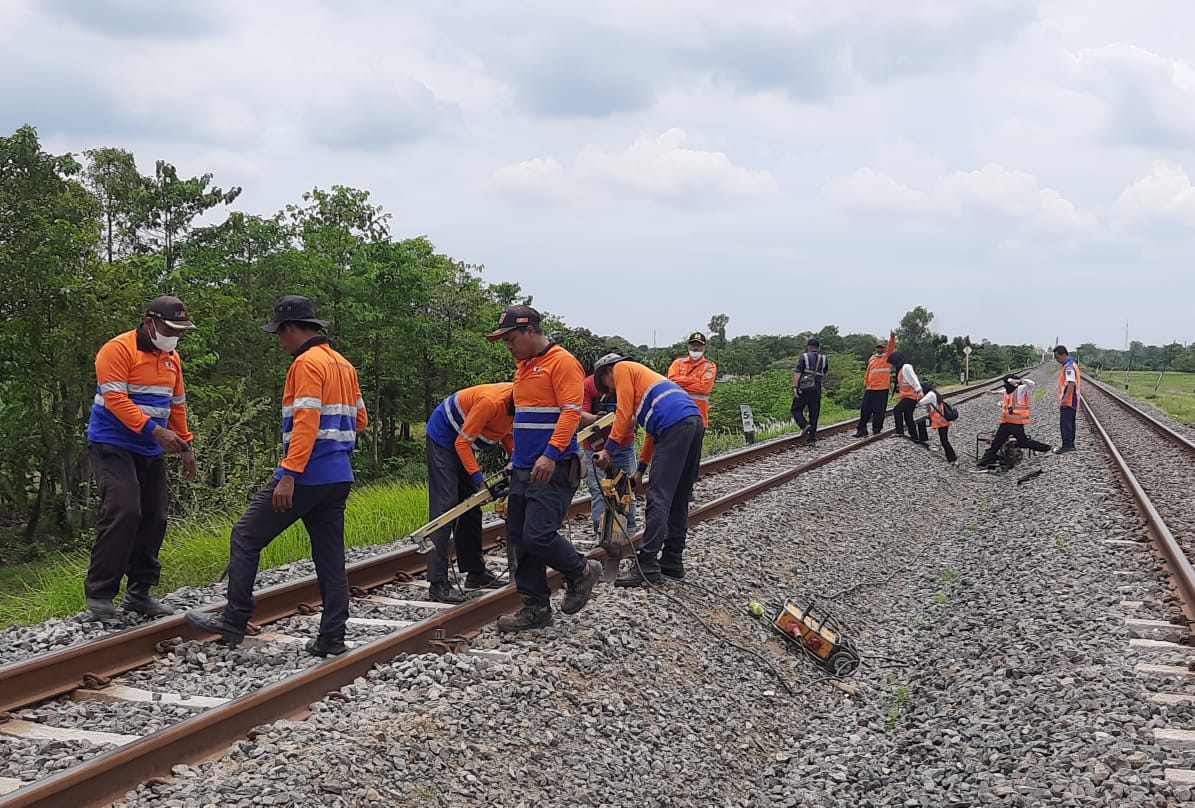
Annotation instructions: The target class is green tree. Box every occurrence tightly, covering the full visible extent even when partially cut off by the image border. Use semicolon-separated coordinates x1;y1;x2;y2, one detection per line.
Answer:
707;313;729;348
82;147;142;265
132;159;242;274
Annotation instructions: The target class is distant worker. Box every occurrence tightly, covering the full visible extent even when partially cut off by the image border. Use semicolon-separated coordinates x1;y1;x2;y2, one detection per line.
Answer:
187;295;367;657
486;305;601;631
854;331;896;437
580;371;638;537
422;382;515;604
1052;345;1081;454
976;374;1052;468
888;351;923;441
791;337;828;445
667;331;717;427
84;295;199;620
592;354;704;586
914;381;958;465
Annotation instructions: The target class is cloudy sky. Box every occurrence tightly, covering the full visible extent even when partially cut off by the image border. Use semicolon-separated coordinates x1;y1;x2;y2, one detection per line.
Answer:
3;0;1193;350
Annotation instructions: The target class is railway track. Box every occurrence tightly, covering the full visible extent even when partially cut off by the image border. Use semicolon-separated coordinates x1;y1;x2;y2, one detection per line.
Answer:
1080;374;1195;788
0;372;1024;807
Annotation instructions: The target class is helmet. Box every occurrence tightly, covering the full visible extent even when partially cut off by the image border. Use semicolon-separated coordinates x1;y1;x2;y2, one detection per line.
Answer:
594;353;629;373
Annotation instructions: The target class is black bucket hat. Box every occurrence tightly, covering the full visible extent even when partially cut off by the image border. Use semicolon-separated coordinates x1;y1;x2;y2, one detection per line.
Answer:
262;295;330;333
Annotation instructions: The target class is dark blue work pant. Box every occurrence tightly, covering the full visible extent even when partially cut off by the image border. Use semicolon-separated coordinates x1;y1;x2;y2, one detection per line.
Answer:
642;415;705;558
1059;406;1077;449
791;391;821;435
85;442;169;600
224;478;352;638
425;439;485;583
858;389;889;434
506;456;586;607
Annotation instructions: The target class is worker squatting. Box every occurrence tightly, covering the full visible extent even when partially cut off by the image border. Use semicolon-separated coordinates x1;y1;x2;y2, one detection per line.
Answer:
84;298;1079;649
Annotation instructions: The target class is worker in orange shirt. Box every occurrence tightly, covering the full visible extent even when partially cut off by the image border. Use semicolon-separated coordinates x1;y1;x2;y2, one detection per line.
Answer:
593;354;704;586
667;331;717;426
187;296;367;657
422;382;515;603
854;331;896;437
486;305;602;631
84;295;199;620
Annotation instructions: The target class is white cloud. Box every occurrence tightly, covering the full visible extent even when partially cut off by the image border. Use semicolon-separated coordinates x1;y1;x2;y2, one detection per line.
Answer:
489;129;777;205
826;163;1096;231
487;157;565;201
575;128;777;201
1066;44;1195;146
1113;161;1195;225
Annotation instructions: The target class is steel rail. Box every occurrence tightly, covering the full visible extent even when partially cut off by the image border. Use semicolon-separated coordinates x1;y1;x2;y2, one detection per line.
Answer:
0;368;1022;716
0;374;1019;808
1081;392;1195;631
1082;375;1195;456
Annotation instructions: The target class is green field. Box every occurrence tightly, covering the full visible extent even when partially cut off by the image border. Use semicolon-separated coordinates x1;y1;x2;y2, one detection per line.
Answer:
1088;370;1195;424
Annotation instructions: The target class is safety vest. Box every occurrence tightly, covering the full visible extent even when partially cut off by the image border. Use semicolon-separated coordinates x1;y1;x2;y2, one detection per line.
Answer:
925;394;949;429
897;368;921;401
865;354;893;391
1057;359;1082;408
1000;390;1030;425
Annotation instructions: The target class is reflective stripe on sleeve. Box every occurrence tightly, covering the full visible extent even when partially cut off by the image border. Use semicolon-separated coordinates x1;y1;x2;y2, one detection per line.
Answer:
128;384;174;396
99;382;129;394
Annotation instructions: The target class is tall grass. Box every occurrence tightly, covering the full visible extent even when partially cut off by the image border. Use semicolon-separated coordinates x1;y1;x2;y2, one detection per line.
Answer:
0;481;430;628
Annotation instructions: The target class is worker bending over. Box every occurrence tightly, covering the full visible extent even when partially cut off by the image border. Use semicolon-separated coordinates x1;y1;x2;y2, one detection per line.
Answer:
977;375;1052;469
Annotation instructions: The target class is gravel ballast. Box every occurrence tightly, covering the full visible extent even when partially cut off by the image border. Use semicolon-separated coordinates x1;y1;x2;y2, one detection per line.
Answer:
68;366;1191;806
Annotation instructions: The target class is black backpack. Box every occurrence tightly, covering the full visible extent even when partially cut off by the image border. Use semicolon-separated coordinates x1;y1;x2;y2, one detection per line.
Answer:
936;399;959;422
796;352;826;393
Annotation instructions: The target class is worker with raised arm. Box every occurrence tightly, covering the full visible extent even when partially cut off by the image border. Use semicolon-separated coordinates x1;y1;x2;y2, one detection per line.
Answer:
855;331;896;437
592;354;704;586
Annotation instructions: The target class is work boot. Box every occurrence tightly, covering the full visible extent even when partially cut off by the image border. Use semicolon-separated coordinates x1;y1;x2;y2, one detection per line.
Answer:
560;559;602;614
853;429;868;438
496;600;553;632
305;633;347;657
428;581;467;604
659;551;685;580
465;569;507;589
85;597;117;620
615;551;663;587
185;610;248;647
122;582;175;617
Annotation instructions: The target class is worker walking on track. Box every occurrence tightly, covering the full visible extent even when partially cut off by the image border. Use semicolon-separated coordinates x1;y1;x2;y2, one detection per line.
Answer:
84;295;199;620
976;374;1052;468
186;295;367;657
592;353;704;586
855;331;896;437
486;305;601;631
791;338;828;445
915;381;958;464
1053;345;1081;453
667;331;717;427
580;371;638;537
422;382;515;604
888;351;923;441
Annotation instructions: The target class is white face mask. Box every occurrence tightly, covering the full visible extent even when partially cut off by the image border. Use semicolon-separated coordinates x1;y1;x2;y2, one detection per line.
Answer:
150;328;179;353
688;350;704;361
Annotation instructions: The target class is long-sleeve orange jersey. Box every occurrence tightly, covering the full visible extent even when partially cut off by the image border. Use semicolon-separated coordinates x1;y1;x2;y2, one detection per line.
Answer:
87;329;192;456
603;361;701;468
426;383;516;484
278;339;367;485
667;355;716;425
511;343;584;468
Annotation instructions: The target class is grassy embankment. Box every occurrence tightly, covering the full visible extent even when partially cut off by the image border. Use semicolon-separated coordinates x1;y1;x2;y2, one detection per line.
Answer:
0;483;428;628
1088;369;1195;424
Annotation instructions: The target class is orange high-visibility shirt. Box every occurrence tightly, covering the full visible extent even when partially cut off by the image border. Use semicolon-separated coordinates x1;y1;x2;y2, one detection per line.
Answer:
864;334;897;391
667;355;716;425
